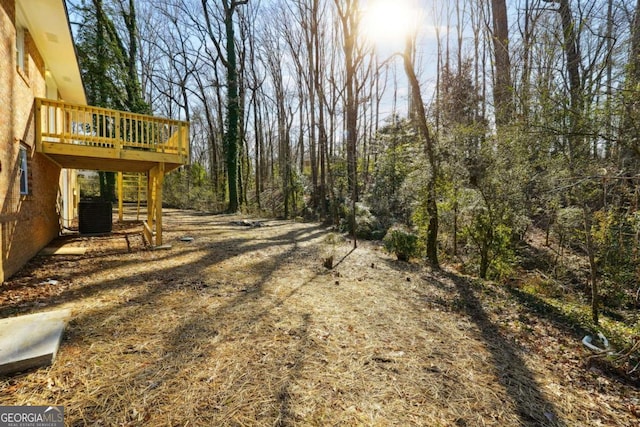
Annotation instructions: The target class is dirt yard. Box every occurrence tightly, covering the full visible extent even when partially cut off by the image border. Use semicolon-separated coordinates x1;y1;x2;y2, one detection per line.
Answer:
0;209;638;426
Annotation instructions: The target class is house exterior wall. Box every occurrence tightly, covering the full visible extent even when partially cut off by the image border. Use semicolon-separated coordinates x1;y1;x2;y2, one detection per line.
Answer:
1;0;63;282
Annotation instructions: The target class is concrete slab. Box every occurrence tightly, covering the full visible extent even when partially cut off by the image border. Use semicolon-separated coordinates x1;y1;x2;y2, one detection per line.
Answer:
40;247;87;255
152;244;172;251
0;310;71;376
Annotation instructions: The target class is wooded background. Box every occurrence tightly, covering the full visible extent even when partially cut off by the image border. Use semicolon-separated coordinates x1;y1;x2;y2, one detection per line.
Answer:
70;0;640;324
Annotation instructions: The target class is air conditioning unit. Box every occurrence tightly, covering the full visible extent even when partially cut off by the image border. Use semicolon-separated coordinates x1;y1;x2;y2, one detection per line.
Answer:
78;200;113;234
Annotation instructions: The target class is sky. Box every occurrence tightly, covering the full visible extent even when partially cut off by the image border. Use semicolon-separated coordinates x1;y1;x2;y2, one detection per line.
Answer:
360;0;441;118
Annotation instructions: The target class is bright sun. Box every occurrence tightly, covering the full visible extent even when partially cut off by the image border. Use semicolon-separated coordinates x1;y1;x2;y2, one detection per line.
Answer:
361;0;416;49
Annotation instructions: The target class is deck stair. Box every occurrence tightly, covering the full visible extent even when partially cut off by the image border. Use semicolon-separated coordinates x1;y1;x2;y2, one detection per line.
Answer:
117;172;147;222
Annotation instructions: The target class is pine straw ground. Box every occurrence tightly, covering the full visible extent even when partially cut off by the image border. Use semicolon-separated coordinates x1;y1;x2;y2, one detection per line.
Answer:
0;208;638;426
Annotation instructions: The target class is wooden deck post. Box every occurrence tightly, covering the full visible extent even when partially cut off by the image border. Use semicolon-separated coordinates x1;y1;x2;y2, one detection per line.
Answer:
147;169;154;227
155;163;165;246
117;172;124;222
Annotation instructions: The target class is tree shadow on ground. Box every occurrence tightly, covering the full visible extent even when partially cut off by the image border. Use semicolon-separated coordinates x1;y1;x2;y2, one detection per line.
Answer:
505;286;590;337
0;215;328;319
0;214;330;424
380;258;567;424
275;312;312;427
68;238;321;424
505;286;640;388
441;271;567;427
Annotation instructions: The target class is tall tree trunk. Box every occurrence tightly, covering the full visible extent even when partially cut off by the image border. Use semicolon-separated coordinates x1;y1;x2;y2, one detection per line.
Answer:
547;0;583;164
621;0;640;164
224;2;241;212
123;0;143;112
490;0;513;128
305;0;320;211
335;0;360;247
631;0;640;84
252;90;262;208
402;37;439;268
313;9;328;216
202;0;248;212
520;0;534;125
605;0;613;158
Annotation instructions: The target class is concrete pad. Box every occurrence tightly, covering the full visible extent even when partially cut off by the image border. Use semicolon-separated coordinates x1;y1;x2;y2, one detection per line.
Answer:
152;244;172;251
0;310;71;376
41;247;87;255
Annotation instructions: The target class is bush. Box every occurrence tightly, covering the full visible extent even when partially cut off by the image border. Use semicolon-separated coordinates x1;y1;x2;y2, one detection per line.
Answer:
383;226;420;261
339;202;386;240
600;278;630;309
553;207;584;251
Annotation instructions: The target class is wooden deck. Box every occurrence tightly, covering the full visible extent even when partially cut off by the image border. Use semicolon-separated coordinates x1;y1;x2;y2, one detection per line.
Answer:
35;98;189;246
35;98;189;172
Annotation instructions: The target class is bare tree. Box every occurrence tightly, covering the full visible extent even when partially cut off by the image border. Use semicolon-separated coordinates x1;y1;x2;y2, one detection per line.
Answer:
334;0;362;247
202;0;248;213
622;0;640;163
401;36;439;267
490;0;513;127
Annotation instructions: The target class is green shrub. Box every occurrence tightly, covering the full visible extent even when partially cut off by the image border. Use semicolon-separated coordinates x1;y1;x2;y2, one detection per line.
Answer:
383;226;420;261
600;279;629;309
340;202;386;240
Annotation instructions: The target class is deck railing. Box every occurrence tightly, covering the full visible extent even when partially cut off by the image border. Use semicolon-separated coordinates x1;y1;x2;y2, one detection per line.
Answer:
35;98;189;162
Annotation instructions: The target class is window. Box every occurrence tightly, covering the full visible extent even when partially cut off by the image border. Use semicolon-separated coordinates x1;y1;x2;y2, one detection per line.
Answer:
19;145;29;195
16;27;25;72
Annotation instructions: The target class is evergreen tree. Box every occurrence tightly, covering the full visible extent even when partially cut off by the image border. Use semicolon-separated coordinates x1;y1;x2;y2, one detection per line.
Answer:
75;0;149;201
